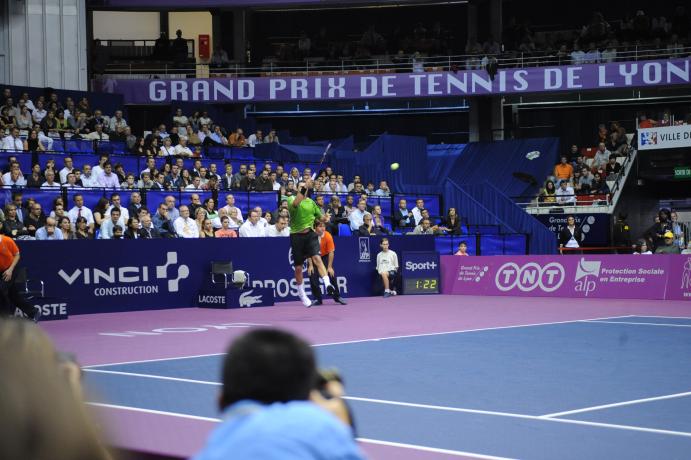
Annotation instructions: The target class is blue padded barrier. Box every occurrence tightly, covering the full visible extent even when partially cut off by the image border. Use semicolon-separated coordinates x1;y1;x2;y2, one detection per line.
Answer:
0;151;32;172
65;189;107;210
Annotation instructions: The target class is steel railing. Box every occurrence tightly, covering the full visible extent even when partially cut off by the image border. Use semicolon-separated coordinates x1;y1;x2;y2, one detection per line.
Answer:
94;46;691;79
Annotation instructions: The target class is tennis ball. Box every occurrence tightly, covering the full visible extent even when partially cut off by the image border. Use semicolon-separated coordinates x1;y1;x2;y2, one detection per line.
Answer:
390;162;400;171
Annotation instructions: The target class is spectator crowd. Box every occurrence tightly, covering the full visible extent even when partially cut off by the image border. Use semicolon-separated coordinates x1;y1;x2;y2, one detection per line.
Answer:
539;120;634;206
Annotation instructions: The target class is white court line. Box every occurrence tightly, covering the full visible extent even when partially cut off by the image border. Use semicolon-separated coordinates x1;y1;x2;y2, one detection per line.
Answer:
579;320;691;328
542;390;691;418
356;438;516;459
87;394;691;439
88;402;221;422
84;368;222;386
626;316;691;320
83;314;636;369
87;402;511;459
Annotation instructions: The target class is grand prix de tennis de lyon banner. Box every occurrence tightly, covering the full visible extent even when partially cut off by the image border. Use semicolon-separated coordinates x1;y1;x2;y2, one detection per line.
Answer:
101;58;691;104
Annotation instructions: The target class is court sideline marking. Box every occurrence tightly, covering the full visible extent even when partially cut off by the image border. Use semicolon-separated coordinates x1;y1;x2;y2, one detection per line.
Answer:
88;403;512;460
83;314;637;369
541;390;691;418
580;320;691;328
84;372;691;439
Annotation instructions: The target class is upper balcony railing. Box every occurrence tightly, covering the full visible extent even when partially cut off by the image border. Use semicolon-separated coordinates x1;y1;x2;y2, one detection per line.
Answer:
95;45;691;79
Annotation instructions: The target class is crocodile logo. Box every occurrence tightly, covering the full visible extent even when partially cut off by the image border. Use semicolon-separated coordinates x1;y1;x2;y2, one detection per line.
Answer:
239;290;263;307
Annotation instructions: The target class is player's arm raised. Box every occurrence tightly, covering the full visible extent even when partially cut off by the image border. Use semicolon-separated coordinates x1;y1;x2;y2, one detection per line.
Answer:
292;178;313;208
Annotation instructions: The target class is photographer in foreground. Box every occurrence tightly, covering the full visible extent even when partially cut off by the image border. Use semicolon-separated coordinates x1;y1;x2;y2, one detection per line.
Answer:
193;329;364;460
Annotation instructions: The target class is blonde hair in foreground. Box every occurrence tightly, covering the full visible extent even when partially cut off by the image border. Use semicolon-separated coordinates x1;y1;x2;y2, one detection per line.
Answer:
0;318;111;460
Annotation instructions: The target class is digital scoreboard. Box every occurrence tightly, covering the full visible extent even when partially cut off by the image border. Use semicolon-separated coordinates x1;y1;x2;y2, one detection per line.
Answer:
401;251;440;295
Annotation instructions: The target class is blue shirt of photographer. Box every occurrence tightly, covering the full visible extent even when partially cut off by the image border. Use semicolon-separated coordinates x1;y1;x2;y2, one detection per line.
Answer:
193;400;365;460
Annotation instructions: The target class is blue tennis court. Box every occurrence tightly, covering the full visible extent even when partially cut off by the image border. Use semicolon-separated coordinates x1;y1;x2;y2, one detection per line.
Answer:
83;315;691;460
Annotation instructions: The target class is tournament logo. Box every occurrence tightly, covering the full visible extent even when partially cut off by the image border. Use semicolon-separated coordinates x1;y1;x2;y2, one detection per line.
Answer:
358;237;371;262
574;258;601;296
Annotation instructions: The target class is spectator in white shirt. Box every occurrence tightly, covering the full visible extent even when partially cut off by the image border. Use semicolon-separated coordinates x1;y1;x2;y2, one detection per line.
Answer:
323;176;339;193
348;199;368;231
174;137;193;157
91;154;109;179
80;164;99;188
40;170;60;189
67;193;94;233
83;124;109;140
264;129;280;144
247;130;263;148
159;137;176;156
2;161;25;184
221;194;244;222
99;208;124;239
59;157;74;184
411;199;425;225
32;101;47;124
555;180;576;205
270;172;281;191
374;180;391;197
4;167;27;187
266;215;290;237
2;128;25;151
239;210;266;237
105;193;130;221
570;44;585;64
376;238;399;297
199;112;212;127
173;108;188;129
174;205;199;238
108;110;128;134
252;206;269;227
592;142;610;169
185;176;203;191
98;162;120;188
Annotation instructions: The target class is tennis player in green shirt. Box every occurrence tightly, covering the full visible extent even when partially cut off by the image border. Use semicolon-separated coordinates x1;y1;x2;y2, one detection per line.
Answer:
286;179;337;307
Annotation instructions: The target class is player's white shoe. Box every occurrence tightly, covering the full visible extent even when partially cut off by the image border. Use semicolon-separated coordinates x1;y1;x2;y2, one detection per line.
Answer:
300;295;313;308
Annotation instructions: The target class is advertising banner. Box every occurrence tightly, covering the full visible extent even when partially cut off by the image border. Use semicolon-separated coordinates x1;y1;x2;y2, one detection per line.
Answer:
441;254;691;301
534;213;611;246
197;288;275;309
401;251;441;295
17;236;434;315
100;58;691;104
638;124;691;150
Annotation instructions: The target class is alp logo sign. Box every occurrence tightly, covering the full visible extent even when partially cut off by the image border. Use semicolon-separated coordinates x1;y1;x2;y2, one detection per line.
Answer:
574;258;601;296
495;262;565;292
58;251;190;295
239;290;263;307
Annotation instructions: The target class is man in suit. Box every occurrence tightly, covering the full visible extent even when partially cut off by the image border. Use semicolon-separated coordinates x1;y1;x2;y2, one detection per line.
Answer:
221;163;234;190
139;214;161;239
558;215;583;254
393;199;414;229
127;192;145;218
